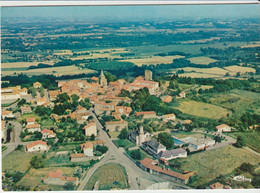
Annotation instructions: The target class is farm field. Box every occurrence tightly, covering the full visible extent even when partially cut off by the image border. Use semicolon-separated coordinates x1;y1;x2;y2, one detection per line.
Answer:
17;167;75;191
123;55;184;66
2;150;42;172
175;67;229;75
1;61;56;69
2;66;96;77
195;85;214;91
228;131;260;151
177;145;260;187
224;65;256;75
188;57;217;65
70;53;121;60
209;89;260;115
84;163;129;190
177;72;223;78
175;100;231;119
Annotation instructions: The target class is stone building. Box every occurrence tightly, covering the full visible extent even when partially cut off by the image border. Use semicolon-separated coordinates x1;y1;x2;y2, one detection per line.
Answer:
128;126;153;146
145;70;153;81
99;70;107;87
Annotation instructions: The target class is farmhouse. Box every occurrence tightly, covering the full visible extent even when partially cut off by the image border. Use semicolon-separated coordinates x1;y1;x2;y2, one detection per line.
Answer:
80;142;94;156
215;124;231;133
1;86;28;100
83;122;97;136
142;139;166;157
26;123;41;133
26;118;36;125
105;120;128;132
41;129;56;139
26;140;48;152
43;169;79;186
128;126;153;146
135;111;156;119
138;158;194;184
158;148;187;160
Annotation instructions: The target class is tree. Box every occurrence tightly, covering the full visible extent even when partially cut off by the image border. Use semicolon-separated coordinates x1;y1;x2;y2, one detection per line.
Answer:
30;155;44;169
15;144;24;151
235;136;246;148
118;128;128;139
96;145;108;154
252;175;260;188
17;98;26;107
130;149;141;160
214;135;222;143
40;86;45;97
63;182;75;190
158;132;174;149
90;134;95;141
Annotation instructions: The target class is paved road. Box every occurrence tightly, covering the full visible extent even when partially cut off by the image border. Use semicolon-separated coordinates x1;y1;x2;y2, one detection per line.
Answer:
78;110;192;190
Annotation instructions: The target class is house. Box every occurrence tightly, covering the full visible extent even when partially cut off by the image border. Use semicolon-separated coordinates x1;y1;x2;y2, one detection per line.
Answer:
124;79;159;95
163;114;176;121
128;126;153;146
37;97;48;106
215;124;231;133
26;118;36;125
188;138;215;151
138;158;194;184
33;82;42;89
161;95;173;103
1;86;28;100
105;120;128;132
114;106;132;116
83;122;97;136
20;106;32;114
26;124;41;133
178;91;186;98
26;140;48;152
142;139;166;157
48;90;61;101
91;76;99;82
43;169;79;186
1;111;15;120
70;153;85;162
158;148;187;160
135;111;156;119
41;129;56;139
94;101;117;115
80;142;94;156
209;182;224;189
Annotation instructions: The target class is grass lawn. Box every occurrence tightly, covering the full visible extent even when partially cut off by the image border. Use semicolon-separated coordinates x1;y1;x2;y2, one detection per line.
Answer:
229;131;260;152
18;113;41;123
2;150;42;172
50;142;82;152
2;146;7;152
175;100;231;119
113;139;135;150
109;131;120;139
177;145;260;187
84;163;129;190
41;119;55;128
17;167;75;191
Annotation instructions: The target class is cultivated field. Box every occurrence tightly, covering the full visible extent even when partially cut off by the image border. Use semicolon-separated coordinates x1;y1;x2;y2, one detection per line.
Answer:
124;55;184;66
178;145;260;187
176;67;229;75
209;89;260;115
17;167;75;191
1;61;56;69
2;150;42;172
178;73;223;78
224;65;256;75
70;53;121;61
195;85;214;91
2;66;96;77
175;100;231;119
188;57;217;65
84;163;129;190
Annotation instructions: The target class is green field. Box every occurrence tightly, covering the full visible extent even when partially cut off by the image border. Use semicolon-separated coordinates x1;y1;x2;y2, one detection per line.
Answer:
177;145;260;187
50;142;82;152
17;167;75;191
209;89;260;115
84;163;129;190
229;131;260;151
2;150;42;172
175;100;231;119
188;57;217;65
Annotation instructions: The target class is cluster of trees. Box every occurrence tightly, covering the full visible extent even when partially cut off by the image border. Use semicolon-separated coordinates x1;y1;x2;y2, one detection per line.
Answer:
157;132;174;149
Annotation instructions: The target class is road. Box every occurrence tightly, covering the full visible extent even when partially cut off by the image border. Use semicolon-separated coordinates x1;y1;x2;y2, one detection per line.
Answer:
78;109;192;190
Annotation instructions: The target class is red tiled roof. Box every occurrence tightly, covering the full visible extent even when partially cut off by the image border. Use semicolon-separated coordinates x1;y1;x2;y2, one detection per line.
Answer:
27;140;47;149
2;111;12;115
26;124;40;129
164;114;175;118
26;118;35;122
216;124;229;130
80;142;93;150
83;122;96;130
210;182;224;189
136;111;156;116
46;169;63;178
70;153;85;158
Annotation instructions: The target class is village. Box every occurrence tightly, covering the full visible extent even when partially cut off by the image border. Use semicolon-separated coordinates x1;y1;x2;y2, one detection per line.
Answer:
2;69;252;191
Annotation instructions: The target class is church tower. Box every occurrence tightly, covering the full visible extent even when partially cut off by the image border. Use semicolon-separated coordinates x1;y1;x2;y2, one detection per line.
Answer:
99;70;107;87
138;125;145;146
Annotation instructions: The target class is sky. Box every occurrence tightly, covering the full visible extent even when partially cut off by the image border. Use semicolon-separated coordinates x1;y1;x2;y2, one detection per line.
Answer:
1;4;259;22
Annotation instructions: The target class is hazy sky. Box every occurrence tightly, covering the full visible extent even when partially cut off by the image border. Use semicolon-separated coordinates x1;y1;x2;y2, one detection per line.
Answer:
2;4;259;22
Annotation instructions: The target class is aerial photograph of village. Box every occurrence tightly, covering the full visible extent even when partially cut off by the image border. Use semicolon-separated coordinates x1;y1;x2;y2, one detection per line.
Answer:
1;3;260;191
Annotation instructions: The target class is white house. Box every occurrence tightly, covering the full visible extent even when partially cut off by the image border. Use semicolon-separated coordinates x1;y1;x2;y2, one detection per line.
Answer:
216;124;231;133
83;122;97;136
26;124;41;133
80;142;94;156
158;148;187;160
41;129;56;139
162;114;176;121
1;111;15;120
142;139;166;157
26;140;48;152
26;118;36;125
